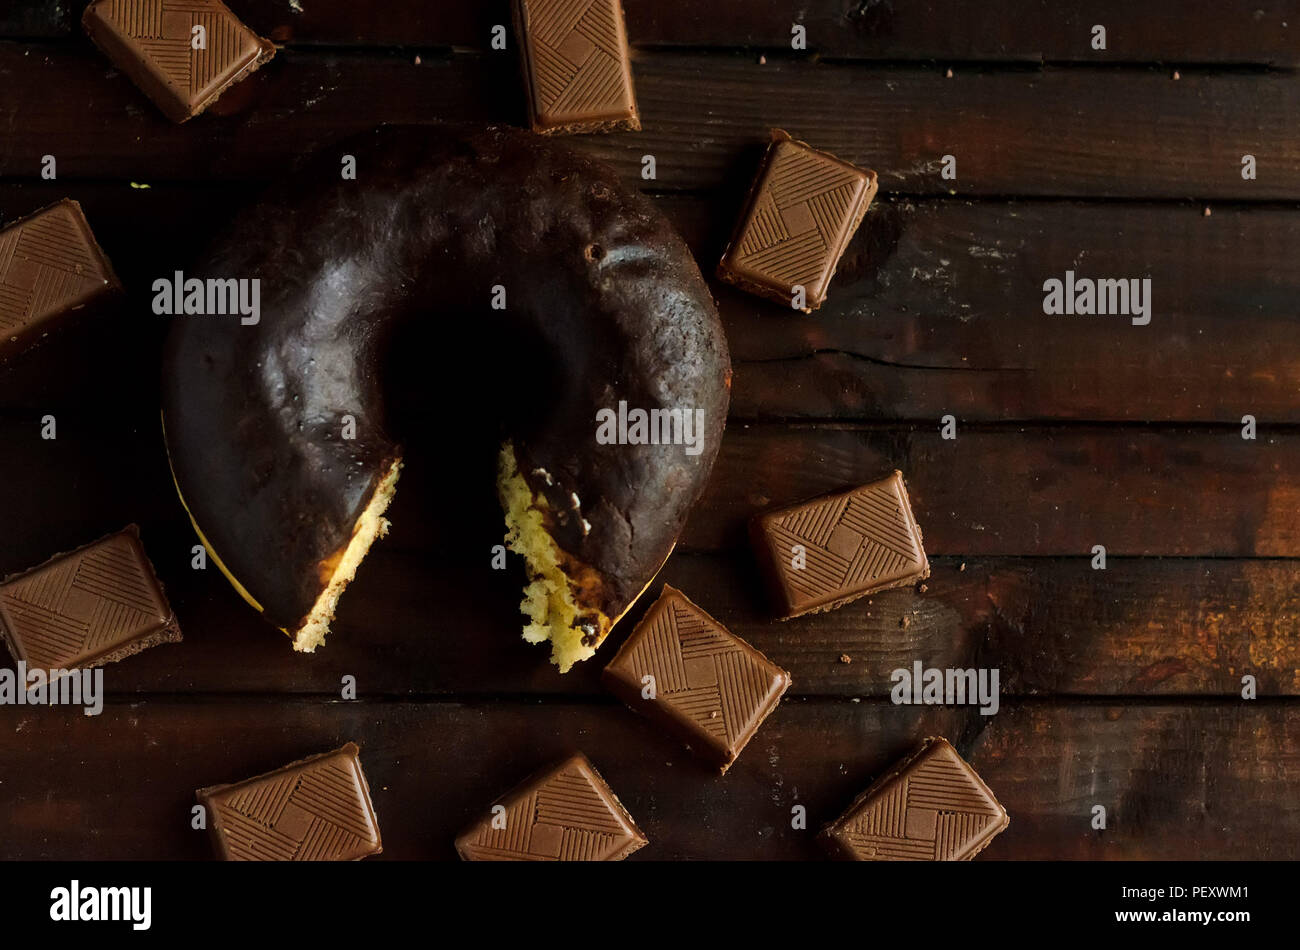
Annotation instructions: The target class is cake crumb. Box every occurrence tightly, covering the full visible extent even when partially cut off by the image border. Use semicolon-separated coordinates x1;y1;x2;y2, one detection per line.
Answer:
918;583;928;593
899;615;910;629
945;68;953;78
1172;70;1181;80
959;562;966;572
1203;206;1212;217
758;54;767;65
838;653;852;664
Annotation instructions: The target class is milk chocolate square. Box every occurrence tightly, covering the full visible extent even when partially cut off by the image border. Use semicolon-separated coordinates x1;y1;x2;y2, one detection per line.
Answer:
820;737;1010;861
456;753;647;861
718;129;878;311
602;585;791;773
82;0;276;123
0;200;120;359
513;0;640;133
197;743;383;861
751;471;928;619
0;526;180;671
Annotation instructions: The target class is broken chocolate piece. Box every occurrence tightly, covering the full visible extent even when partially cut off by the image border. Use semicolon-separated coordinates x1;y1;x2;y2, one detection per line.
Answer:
751;470;929;619
718;129;877;311
0;200;120;360
456;753;646;861
820;737;1010;861
0;526;180;671
513;0;640;133
82;0;276;123
602;585;790;773
197;743;383;861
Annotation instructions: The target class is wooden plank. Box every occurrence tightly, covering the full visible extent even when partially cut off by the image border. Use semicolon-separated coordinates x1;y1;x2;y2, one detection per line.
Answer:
5;400;1300;557
688;425;1300;557
6;543;1294;700
0;46;519;183
0;699;1294;859
970;702;1300;859
1;405;1297;570
3;46;1300;198
0;402;1296;698
0;0;1292;871
8;1;1299;66
711;200;1300;423
660;554;1300;698
5;183;1300;424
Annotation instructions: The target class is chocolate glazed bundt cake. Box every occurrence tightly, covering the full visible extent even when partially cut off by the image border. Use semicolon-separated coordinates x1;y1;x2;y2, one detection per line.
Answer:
161;125;731;671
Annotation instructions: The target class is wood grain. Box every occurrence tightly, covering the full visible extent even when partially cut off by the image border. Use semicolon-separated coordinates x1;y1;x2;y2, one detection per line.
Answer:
970;702;1300;860
0;699;1293;860
5;184;1300;424
3;46;1299;198
1;405;1296;563
4;542;1295;699
7;1;1298;65
707;200;1300;424
0;409;1295;699
0;1;1297;865
687;425;1300;556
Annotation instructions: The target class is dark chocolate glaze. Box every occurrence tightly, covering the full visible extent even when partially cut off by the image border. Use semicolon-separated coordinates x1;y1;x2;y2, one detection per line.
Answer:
162;125;730;637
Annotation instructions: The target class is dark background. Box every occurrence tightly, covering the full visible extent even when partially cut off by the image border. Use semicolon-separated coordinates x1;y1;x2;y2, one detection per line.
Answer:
0;1;1298;859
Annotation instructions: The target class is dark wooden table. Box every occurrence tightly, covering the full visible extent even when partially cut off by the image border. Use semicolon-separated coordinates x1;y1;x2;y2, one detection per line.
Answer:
1;1;1298;860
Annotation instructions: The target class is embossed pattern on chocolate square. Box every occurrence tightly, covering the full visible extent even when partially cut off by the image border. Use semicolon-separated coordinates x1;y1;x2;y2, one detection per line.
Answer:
751;470;929;619
0;200;119;356
514;0;640;133
821;737;1010;861
197;743;383;861
0;526;180;671
602;585;791;773
718;130;877;311
82;0;276;123
456;753;647;861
